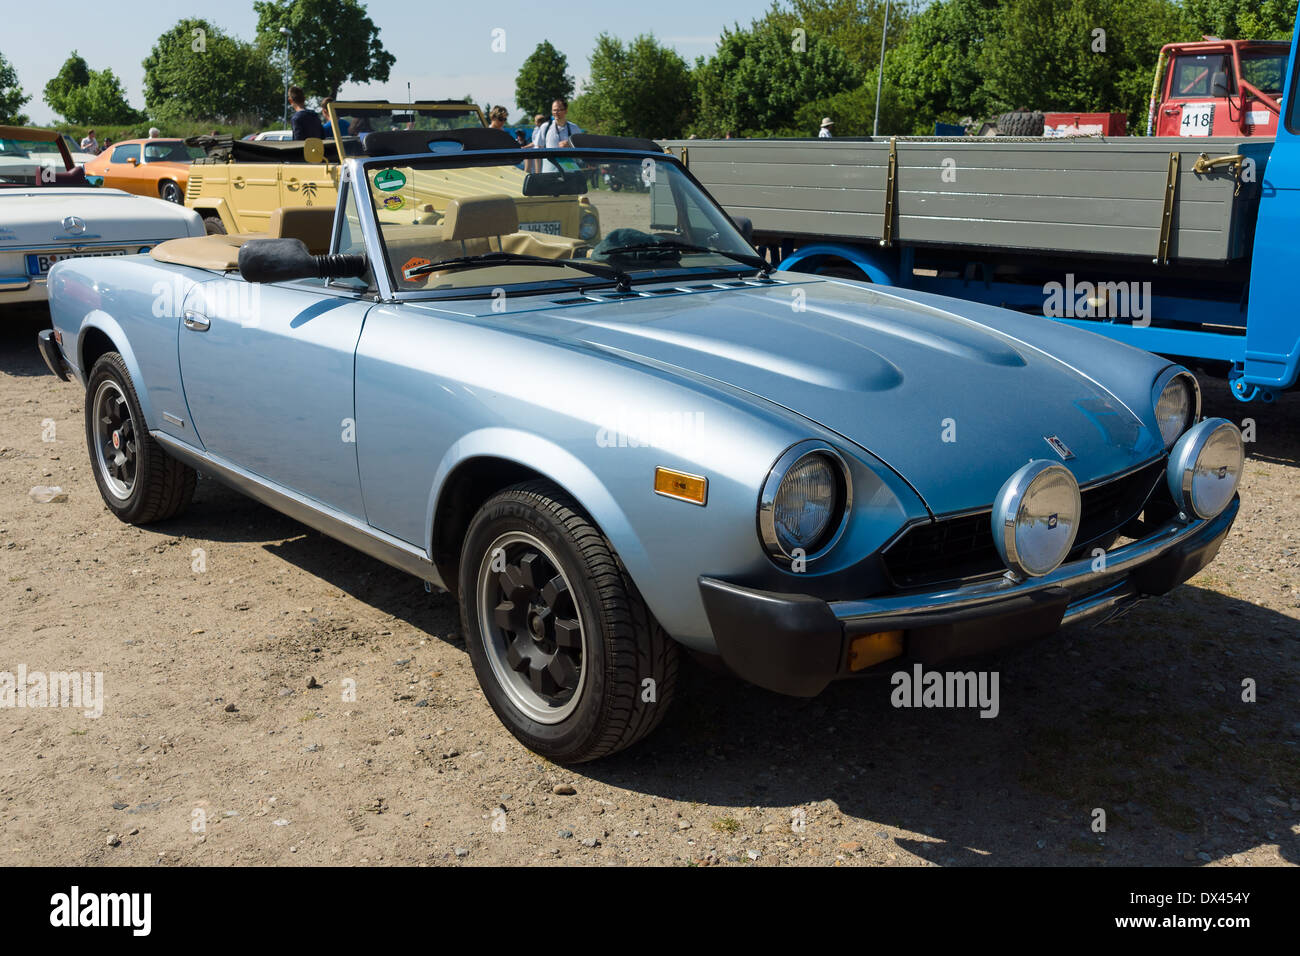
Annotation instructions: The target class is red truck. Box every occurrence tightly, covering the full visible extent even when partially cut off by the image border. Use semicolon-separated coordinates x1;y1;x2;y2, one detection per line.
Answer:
1149;38;1287;137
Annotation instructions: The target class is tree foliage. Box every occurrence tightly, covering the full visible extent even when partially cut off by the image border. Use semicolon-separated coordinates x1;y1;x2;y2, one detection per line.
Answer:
575;34;693;138
692;16;859;136
253;0;395;100
1182;0;1297;39
143;20;282;124
515;41;574;118
0;50;32;125
44;52;141;125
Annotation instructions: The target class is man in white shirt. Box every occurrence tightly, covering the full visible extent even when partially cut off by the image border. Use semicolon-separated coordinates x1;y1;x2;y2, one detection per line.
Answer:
533;98;582;149
79;129;99;154
818;117;833;138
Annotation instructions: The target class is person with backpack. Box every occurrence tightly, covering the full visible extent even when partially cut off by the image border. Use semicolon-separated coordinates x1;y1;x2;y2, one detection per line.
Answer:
532;98;581;149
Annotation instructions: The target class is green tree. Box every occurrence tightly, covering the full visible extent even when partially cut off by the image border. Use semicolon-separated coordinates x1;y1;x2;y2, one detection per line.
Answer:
515;41;575;118
62;69;142;125
144;20;282;124
0;50;31;125
43;52;91;120
253;0;396;100
576;34;693;138
981;0;1188;128
1181;0;1297;39
882;0;1004;133
763;0;914;78
795;75;911;136
692;16;858;136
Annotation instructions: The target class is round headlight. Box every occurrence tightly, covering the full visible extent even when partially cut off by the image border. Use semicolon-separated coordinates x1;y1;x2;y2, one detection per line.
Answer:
759;443;850;561
1154;371;1198;449
1166;418;1243;519
579;214;599;241
992;460;1081;578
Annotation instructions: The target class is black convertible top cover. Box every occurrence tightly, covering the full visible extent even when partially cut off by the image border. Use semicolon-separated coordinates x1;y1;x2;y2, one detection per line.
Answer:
570;134;664;153
362;128;518;156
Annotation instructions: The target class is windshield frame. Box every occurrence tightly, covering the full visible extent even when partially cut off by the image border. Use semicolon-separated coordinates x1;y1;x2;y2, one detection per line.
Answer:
347;147;760;303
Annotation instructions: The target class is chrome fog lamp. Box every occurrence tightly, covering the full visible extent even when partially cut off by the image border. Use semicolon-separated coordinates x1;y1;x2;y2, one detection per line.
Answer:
992;460;1081;578
759;442;851;561
1166;418;1243;519
1154;370;1199;449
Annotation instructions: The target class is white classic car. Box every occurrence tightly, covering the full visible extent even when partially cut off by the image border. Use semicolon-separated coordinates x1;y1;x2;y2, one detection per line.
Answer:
0;126;203;306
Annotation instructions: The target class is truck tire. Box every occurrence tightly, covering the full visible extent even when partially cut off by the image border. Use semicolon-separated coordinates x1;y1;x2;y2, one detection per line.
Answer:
996;110;1045;137
201;214;227;235
84;352;196;524
459;481;679;763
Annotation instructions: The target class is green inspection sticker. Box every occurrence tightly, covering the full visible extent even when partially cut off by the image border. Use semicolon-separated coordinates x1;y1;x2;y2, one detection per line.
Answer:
374;169;407;192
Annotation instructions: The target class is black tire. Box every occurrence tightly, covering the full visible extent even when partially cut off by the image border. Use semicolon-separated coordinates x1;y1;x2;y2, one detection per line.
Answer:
201;214;227;235
159;180;184;204
996;110;1045;137
84;352;196;524
459;481;678;763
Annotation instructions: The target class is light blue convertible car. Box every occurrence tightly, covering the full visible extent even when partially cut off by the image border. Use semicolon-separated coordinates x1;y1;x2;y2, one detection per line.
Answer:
40;129;1245;762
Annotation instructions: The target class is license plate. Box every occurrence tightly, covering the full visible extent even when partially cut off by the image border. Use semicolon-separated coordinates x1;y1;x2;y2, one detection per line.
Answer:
519;221;562;236
26;248;130;276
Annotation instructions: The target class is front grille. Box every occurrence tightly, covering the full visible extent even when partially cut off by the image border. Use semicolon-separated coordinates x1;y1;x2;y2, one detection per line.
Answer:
882;459;1165;590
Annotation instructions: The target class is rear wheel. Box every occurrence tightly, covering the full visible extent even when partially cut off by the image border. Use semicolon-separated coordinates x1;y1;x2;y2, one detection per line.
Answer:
459;481;678;763
159;180;184;204
84;352;195;524
201;214;227;235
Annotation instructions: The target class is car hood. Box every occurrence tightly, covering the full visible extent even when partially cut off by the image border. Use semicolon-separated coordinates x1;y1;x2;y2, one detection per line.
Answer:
0;188;201;244
489;278;1165;515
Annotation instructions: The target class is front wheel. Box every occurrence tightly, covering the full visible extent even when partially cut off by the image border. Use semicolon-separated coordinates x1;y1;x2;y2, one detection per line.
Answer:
159;180;184;204
459;482;678;763
84;352;196;524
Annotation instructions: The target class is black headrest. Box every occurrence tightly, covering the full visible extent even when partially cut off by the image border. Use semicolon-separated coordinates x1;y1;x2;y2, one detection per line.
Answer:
363;128;518;156
570;134;664;153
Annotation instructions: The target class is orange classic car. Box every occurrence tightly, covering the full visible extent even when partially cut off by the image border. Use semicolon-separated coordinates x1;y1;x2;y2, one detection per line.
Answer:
83;138;203;204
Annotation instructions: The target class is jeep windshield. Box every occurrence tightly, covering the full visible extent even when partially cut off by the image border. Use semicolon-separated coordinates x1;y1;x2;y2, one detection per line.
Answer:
360;150;762;298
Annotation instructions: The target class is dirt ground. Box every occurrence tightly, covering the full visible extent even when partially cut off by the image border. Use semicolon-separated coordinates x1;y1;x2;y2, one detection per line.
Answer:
1;307;1296;867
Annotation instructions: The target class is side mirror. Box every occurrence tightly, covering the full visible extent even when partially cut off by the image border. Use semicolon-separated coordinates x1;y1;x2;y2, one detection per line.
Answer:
731;216;754;243
126;157;138;165
238;238;369;284
302;137;325;163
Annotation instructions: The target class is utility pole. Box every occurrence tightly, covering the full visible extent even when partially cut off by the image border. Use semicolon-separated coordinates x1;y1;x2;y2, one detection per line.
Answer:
873;0;891;137
280;26;292;128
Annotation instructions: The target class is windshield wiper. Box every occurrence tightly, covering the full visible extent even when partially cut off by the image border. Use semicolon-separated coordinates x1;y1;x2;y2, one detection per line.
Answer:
404;252;631;291
596;241;770;277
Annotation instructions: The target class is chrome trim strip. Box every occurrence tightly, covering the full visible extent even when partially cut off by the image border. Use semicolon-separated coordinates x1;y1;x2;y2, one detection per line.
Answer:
152;431;444;588
831;497;1236;624
161;412;185;427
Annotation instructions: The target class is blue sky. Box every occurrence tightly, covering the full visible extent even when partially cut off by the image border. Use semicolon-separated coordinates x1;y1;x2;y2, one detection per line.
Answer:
5;0;771;126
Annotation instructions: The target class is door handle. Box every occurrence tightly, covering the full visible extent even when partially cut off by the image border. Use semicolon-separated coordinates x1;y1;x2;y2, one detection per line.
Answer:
183;310;210;331
232;176;245;189
286;178;300;191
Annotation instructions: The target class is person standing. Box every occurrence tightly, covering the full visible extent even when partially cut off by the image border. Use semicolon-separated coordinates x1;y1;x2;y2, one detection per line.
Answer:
79;129;99;154
147;127;161;139
533;99;581;148
818;117;834;138
288;86;324;140
320;96;350;137
488;106;509;130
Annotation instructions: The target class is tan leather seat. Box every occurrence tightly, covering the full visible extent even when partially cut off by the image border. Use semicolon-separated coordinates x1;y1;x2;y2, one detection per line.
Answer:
441;195;518;254
269;206;334;254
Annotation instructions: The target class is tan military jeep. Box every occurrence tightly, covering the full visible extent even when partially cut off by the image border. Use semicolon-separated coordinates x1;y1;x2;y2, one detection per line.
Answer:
186;101;600;242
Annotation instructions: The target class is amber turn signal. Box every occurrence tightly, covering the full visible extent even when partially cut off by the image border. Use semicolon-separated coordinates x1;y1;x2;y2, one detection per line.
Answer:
654;467;708;505
847;630;904;671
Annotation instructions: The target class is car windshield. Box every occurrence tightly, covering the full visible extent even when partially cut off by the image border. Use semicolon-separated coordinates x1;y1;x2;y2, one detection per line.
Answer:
0;139;33;158
1241;51;1287;94
143;140;203;162
360;150;760;297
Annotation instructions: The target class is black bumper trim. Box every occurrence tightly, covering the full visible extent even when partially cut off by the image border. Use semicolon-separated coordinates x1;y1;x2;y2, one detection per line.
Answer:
36;329;70;381
700;497;1237;697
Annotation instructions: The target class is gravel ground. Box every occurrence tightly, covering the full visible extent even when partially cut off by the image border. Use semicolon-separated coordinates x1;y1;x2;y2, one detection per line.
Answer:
1;307;1296;867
